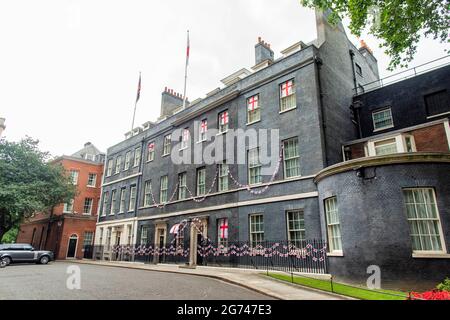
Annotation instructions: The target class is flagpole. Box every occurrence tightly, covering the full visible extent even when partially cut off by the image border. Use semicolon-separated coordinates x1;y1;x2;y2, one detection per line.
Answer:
131;71;141;132
131;99;138;132
182;30;189;109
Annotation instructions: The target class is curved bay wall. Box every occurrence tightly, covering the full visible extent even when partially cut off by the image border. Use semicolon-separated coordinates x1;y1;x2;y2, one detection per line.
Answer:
316;154;450;290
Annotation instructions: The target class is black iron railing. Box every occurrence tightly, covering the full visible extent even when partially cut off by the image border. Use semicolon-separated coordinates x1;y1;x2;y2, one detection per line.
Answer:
88;239;328;274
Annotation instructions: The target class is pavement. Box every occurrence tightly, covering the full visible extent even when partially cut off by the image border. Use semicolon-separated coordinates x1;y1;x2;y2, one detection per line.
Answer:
69;259;346;300
0;261;272;300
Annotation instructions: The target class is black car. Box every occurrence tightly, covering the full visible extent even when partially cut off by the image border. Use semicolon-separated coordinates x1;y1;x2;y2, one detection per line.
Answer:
0;243;54;265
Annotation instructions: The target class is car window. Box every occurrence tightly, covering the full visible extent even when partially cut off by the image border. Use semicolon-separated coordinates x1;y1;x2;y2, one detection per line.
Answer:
23;245;33;251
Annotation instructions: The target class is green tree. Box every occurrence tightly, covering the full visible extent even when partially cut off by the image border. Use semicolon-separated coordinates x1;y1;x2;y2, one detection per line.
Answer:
0;137;76;241
1;226;18;243
300;0;449;70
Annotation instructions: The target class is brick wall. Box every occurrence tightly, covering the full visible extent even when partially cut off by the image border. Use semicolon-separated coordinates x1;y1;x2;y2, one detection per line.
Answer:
412;123;450;152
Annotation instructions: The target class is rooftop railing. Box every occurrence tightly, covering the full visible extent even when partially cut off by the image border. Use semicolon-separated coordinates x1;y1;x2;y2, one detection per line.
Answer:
354;55;450;96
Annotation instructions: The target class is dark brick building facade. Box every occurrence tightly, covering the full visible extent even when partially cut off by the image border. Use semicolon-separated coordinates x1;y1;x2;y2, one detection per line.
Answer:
94;10;450;289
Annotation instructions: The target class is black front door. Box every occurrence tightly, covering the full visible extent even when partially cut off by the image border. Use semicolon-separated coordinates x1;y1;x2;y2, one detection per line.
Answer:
197;234;203;265
67;238;77;258
158;229;165;263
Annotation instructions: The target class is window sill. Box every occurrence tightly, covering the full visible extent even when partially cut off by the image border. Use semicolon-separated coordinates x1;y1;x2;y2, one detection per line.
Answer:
246;120;261;126
373;125;394;133
196;139;207;144
161;153;170;157
146;159;154;163
82;213;92;216
86;185;96;188
179;147;188;151
279;106;297;114
216;130;229;136
427;111;450;119
412;252;450;259
327;252;344;257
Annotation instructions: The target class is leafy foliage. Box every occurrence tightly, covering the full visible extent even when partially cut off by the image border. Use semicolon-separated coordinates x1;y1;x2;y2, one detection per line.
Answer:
300;0;450;70
1;226;18;243
437;278;450;292
0;137;76;240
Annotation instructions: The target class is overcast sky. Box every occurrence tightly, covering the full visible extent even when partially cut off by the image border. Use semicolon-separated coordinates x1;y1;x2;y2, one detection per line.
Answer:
1;0;448;157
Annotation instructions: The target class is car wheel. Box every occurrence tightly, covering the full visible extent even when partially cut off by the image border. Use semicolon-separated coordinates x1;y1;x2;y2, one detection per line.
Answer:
39;256;49;265
2;256;12;266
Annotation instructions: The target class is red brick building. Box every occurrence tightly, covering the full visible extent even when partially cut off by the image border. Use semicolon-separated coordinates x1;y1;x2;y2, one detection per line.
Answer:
17;142;104;259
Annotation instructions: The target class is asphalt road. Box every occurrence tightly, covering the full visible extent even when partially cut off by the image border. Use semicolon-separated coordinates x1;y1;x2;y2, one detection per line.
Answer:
0;261;272;300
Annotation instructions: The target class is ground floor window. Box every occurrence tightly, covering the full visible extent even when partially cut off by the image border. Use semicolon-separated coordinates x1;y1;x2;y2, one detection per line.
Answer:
140;226;148;245
287;210;305;247
403;188;445;252
217;218;229;249
106;228;112;250
324;197;342;253
249;214;264;247
83;232;94;247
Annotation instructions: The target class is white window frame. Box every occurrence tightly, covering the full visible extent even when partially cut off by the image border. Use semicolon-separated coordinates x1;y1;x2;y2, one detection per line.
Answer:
248;148;262;185
287;210;305;247
180;128;189;150
324;197;343;254
115;156;122;174
163;135;171;156
124;152;131;170
367;134;416;157
69;170;79;185
279;79;296;112
218;110;229;133
106;160;113;176
283;137;301;179
196;168;206;196
119;188;126;213
147;142;155;162
87;173;97;187
63;199;74;213
403;188;446;254
101;192;109;216
128;186;137;212
133;147;141;167
178;172;187;200
110;189;117;215
217;218;229;249
199;119;207;142
372;107;394;132
144;180;152;207
247;94;261;124
160;176;168;203
140;226;148;245
83;198;93;215
249;214;264;247
83;232;94;247
218;163;229;192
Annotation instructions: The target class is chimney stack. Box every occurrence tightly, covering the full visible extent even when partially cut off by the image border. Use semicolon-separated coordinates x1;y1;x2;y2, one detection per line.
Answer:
160;87;189;119
255;37;274;65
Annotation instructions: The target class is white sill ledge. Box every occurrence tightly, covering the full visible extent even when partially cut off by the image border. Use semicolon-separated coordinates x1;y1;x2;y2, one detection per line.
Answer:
412;253;450;259
373;125;394;133
246;120;261;126
327;252;344;257
279;106;297;114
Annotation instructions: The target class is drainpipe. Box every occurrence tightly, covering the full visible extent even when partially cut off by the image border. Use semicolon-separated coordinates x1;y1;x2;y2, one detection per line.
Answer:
349;50;363;139
349;50;358;92
314;55;328;167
